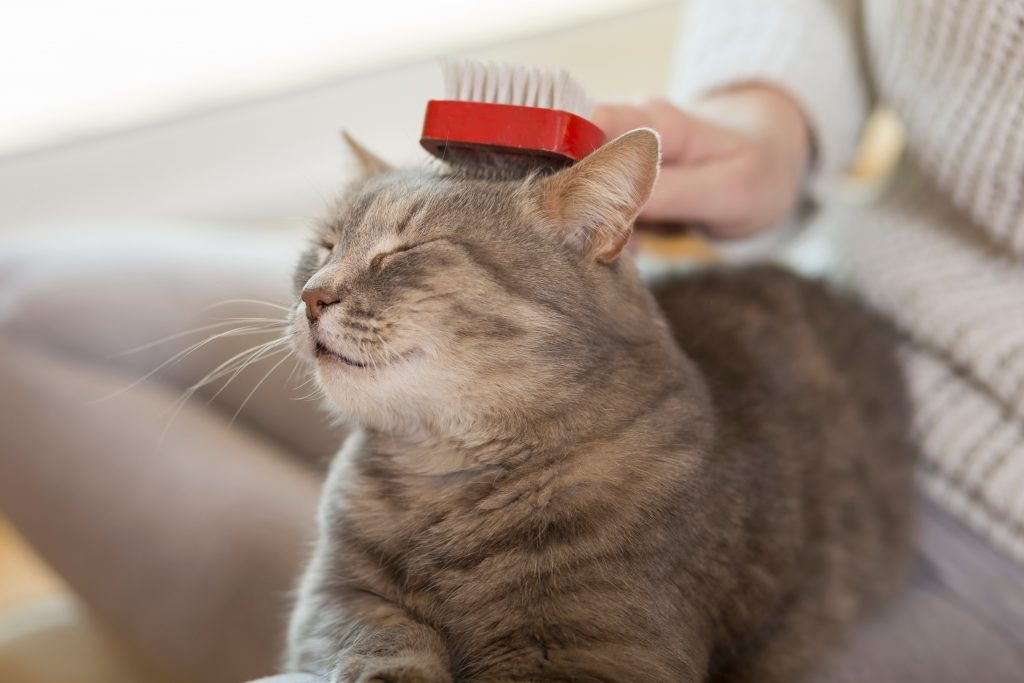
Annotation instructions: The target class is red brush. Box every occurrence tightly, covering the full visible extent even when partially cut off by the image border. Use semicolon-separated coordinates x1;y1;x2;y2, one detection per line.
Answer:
420;60;606;168
418;60;714;260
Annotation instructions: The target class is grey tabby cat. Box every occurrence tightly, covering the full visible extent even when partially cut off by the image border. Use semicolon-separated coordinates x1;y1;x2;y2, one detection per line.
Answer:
284;129;916;682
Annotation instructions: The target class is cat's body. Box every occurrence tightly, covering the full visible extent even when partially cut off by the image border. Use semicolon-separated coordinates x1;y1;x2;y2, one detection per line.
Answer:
285;130;916;682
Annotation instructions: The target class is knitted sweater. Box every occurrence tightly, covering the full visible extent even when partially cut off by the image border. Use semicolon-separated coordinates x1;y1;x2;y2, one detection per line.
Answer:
669;0;1024;563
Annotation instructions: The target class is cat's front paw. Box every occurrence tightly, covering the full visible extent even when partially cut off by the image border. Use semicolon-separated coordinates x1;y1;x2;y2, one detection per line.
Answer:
332;654;452;683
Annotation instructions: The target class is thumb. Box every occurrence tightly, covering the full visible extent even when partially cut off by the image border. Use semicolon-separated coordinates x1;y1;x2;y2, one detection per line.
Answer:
590;103;655;141
642;98;742;164
592;100;741;166
641;159;757;237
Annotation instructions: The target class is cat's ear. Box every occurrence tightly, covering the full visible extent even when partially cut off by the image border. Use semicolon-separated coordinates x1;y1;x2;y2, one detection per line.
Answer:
537;128;660;263
341;130;393;177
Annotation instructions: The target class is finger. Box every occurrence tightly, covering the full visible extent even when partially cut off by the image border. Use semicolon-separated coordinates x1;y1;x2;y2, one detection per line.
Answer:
593;101;700;160
640;160;760;237
642;98;741;164
593;100;739;168
590;104;655;141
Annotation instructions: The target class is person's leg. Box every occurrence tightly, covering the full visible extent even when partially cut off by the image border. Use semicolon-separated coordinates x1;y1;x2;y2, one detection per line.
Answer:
0;337;319;683
0;227;345;682
0;227;344;464
813;499;1024;683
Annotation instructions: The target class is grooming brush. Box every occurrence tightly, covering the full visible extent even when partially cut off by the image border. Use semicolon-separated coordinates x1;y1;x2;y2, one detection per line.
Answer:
420;60;606;169
419;59;720;263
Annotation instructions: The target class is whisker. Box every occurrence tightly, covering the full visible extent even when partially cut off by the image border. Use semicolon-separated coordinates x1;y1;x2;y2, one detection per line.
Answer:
90;325;285;404
205;334;294;405
374;333;399;363
228;350;295;426
285;353;319;391
356;335;378;372
199;336;292;390
205;298;292;313
216;316;291;325
158;343;291;438
110;319;285;358
285;354;305;386
367;337;384;371
293;384;327;402
174;336;291;408
291;372;318;393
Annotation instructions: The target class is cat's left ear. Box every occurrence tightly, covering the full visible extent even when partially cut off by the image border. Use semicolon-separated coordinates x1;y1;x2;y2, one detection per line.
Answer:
341;130;393;177
537;128;661;263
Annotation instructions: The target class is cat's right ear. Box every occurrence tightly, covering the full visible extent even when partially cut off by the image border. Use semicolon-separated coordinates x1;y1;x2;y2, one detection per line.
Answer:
341;131;393;178
537;128;661;263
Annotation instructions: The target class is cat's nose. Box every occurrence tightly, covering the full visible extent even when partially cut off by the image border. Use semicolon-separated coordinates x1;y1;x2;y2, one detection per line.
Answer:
301;286;340;321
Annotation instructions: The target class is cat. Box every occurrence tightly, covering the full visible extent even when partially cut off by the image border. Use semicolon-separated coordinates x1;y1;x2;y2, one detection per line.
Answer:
283;128;916;682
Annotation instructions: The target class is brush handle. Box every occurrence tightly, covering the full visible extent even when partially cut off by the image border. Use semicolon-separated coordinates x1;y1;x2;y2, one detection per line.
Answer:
421;100;606;164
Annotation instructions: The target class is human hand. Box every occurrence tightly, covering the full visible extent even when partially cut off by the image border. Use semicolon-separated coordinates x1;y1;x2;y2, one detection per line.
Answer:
592;85;812;239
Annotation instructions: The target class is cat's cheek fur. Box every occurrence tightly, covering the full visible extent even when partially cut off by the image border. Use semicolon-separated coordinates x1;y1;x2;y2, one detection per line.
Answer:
290;308;468;435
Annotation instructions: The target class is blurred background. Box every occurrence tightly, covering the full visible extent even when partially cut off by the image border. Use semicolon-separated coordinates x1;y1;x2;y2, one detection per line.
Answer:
0;1;902;681
0;0;684;234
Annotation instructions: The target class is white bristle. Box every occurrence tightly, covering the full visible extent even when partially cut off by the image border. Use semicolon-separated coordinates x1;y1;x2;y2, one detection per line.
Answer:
496;64;512;104
538;69;552;109
471;61;485;101
439;58;594;118
484;65;498;103
525;66;539;107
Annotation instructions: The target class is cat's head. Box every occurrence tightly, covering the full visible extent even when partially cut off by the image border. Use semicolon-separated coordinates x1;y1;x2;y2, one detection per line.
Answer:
290;129;664;436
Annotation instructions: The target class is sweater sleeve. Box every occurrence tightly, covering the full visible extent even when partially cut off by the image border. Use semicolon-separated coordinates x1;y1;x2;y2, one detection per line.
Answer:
668;0;869;197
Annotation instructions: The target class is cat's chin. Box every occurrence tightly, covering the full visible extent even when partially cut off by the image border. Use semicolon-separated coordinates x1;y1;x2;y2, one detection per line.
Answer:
315;355;446;434
313;341;370;368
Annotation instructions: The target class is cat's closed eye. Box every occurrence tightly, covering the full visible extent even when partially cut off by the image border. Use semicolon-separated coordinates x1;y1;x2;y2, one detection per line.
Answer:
315;240;336;264
369;238;449;271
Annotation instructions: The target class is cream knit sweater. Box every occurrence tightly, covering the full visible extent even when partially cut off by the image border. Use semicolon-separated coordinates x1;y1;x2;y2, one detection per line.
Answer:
670;0;1024;563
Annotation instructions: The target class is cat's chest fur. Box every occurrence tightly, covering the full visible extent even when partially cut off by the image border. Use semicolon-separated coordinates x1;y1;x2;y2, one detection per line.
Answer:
319;422;704;676
327;426;681;585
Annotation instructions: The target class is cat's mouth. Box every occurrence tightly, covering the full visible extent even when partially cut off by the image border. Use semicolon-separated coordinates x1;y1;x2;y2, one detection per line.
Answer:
313;341;369;368
312;339;420;370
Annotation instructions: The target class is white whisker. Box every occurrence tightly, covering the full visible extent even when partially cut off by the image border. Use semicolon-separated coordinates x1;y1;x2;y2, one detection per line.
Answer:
293;383;327;402
228;350;295;426
158;343;291;439
90;324;286;404
292;372;318;393
109;319;285;358
285;351;308;387
173;336;291;409
205;334;294;405
205;298;292;312
375;333;399;363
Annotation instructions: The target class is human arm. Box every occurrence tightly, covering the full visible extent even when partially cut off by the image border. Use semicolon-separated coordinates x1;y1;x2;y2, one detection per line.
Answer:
594;0;868;238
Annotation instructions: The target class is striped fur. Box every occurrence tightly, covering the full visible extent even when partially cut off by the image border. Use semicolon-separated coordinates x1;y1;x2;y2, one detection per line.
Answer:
284;132;917;682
